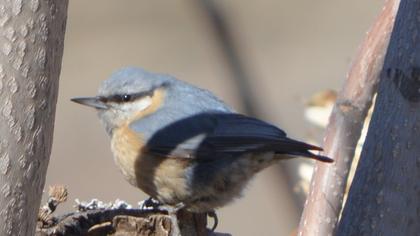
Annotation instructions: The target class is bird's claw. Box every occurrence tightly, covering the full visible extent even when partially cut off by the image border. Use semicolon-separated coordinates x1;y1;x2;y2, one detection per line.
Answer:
139;197;162;210
207;210;218;232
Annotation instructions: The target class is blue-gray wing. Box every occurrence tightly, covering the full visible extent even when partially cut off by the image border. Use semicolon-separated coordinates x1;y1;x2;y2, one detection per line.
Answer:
145;112;331;162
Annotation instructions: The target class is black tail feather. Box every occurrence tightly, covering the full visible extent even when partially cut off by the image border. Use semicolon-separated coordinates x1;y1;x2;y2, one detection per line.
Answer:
272;138;333;163
286;150;334;163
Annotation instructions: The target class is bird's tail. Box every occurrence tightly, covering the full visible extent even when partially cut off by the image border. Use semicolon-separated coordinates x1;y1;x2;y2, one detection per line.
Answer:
274;140;333;163
286;150;333;163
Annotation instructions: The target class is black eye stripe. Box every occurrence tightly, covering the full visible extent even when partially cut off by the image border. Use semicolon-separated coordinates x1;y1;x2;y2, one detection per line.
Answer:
100;82;169;104
105;89;155;103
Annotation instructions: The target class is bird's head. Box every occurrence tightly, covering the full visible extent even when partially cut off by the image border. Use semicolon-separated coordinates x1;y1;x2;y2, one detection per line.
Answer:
71;67;173;134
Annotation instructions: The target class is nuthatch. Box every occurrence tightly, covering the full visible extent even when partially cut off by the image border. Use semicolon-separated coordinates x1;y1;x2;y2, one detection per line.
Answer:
71;67;332;214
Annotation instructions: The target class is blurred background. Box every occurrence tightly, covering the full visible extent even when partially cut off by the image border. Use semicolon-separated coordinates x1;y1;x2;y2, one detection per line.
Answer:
44;1;382;235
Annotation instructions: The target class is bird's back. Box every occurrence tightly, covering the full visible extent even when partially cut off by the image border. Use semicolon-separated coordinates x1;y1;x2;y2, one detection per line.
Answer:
129;80;233;142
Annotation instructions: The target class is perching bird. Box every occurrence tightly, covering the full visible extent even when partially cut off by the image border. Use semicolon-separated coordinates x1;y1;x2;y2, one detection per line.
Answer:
71;67;333;214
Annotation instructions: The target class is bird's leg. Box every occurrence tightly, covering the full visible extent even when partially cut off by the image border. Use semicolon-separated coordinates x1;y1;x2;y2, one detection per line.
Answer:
157;203;185;236
207;210;219;232
139;198;185;235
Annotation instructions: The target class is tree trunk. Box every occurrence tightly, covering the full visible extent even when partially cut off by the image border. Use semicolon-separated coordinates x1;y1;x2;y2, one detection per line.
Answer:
337;0;420;235
0;1;68;235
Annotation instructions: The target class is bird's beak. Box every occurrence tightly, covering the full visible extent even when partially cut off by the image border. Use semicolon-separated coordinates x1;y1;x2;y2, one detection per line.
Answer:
71;96;108;109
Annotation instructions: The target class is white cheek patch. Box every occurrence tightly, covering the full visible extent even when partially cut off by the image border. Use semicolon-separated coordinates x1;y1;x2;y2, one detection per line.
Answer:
120;96;153;112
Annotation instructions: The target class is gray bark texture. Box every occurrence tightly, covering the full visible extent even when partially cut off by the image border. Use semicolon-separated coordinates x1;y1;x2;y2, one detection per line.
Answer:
337;0;420;235
0;0;68;235
297;0;399;235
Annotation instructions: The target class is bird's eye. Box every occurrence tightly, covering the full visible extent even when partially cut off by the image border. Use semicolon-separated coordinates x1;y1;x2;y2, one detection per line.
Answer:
122;94;131;102
111;94;132;103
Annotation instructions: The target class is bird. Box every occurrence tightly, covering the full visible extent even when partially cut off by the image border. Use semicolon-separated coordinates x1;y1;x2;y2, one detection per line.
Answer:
71;67;333;217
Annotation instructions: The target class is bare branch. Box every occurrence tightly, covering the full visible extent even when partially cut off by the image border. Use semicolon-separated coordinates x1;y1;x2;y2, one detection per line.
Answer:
194;0;259;116
297;0;400;235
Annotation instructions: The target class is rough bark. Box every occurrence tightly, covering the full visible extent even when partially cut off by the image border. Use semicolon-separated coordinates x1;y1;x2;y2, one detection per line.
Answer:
297;0;400;235
0;1;68;235
337;0;420;234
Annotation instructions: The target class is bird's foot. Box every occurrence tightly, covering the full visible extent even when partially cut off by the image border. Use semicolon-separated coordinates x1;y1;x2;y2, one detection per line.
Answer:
207;210;218;232
139;197;162;210
157;202;186;215
139;199;185;235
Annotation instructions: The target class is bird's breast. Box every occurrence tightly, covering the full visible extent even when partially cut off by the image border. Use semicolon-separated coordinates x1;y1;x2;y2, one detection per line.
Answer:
111;125;144;187
110;125;192;204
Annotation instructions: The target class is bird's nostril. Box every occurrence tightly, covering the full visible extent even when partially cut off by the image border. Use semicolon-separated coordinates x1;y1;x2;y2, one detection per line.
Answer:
98;96;108;103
